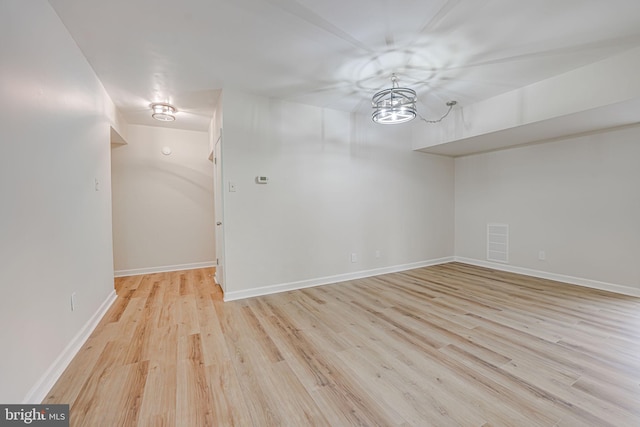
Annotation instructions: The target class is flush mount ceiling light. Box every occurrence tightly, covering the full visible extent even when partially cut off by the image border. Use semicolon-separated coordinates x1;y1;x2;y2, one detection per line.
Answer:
372;74;417;124
150;103;177;122
372;74;457;125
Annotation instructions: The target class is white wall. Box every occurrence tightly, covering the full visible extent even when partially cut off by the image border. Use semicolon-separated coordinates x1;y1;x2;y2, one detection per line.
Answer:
455;125;640;290
111;125;215;274
221;90;455;296
0;1;118;402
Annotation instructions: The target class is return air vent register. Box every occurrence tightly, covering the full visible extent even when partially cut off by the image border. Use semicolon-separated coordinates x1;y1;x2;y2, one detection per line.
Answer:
487;223;509;263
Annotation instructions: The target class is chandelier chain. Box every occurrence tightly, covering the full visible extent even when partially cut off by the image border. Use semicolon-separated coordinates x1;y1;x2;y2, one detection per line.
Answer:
418;101;457;124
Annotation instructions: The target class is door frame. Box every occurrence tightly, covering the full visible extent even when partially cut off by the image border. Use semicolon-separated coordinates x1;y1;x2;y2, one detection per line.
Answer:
213;130;226;293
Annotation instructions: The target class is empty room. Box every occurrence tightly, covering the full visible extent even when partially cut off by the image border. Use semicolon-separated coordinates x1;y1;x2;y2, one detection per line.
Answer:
1;0;639;426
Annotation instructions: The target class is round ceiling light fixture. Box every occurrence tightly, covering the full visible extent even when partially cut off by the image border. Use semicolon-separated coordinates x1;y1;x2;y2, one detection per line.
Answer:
150;103;177;122
372;74;417;124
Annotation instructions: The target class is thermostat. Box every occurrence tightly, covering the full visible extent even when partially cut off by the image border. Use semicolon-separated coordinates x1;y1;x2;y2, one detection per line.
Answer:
256;176;269;184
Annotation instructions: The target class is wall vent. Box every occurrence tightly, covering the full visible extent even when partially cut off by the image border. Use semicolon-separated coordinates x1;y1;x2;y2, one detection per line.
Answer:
487;223;509;263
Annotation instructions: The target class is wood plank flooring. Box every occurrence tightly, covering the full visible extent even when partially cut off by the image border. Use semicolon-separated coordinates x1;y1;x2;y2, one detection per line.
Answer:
44;263;640;426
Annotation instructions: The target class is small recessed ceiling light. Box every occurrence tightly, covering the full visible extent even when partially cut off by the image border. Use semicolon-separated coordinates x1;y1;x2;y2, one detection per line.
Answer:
150;103;177;121
161;147;172;155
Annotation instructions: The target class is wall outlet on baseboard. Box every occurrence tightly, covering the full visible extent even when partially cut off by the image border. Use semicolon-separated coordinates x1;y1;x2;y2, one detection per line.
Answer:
375;250;381;258
71;292;77;311
538;250;546;261
351;253;358;263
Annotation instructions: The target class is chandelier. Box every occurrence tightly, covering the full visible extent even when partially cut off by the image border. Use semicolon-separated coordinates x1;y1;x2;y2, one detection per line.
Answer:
372;74;457;125
371;74;417;124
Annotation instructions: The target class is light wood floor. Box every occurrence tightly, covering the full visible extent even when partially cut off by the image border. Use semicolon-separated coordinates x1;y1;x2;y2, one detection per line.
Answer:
44;263;640;426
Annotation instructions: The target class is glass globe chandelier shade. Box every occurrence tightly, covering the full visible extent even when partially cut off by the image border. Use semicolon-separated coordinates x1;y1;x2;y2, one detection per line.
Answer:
372;74;417;124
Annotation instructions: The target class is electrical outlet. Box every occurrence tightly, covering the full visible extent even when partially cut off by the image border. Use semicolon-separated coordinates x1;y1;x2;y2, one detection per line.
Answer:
351;253;357;263
229;182;236;192
538;250;546;261
71;292;77;311
375;250;381;258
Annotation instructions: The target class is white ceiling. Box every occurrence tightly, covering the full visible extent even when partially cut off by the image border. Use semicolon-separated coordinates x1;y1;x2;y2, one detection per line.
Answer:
48;0;640;132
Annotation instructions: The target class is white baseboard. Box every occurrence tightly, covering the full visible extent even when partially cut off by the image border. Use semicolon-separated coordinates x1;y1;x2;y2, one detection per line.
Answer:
223;257;454;301
23;290;117;404
455;257;640;297
114;261;216;278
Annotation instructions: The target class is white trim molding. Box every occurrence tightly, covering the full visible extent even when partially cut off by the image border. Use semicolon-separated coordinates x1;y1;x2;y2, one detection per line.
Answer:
23;290;117;403
455;257;640;298
114;261;216;278
223;257;454;301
